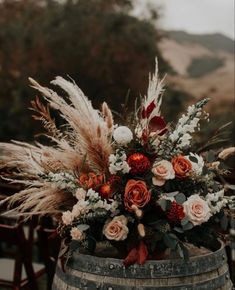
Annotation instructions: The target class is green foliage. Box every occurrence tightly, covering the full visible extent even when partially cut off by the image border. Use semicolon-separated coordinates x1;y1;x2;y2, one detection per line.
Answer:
0;0;168;141
187;56;224;78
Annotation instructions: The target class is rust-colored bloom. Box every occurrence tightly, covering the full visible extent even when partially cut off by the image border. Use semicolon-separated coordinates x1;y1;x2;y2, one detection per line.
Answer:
99;183;113;199
124;179;151;212
172;155;192;179
79;172;103;189
127;153;150;175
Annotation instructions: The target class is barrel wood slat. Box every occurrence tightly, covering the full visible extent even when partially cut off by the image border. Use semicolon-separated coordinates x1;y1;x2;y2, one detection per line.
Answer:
52;244;233;290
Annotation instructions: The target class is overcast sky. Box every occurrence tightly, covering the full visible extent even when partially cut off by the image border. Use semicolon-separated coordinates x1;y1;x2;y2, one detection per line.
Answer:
132;0;234;39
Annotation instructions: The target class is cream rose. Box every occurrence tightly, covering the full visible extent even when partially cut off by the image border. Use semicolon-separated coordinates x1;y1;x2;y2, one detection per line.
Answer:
103;215;129;241
62;210;74;225
70;227;84;241
152;160;175;186
183;195;211;226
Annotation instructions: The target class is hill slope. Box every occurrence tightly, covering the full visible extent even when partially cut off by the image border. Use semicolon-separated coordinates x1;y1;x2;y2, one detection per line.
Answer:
159;31;234;104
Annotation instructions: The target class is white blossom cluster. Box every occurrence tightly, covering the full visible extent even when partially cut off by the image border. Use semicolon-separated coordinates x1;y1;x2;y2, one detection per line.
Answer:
86;189;119;214
47;172;77;191
109;150;130;175
62;188;119;226
206;189;227;214
169;104;202;148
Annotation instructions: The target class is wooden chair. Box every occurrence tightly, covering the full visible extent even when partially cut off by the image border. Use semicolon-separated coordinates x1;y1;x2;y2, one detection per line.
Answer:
37;225;61;290
0;218;45;290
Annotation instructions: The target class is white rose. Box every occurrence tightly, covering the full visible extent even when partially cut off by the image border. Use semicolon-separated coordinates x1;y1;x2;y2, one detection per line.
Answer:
183;195;211;226
152;160;175;186
113;126;133;145
62;210;74;225
186;153;204;175
70;227;84;241
103;215;129;241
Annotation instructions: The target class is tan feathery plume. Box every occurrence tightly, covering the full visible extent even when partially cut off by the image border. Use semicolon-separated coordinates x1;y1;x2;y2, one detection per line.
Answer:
1;184;76;217
29;77;113;172
102;102;114;131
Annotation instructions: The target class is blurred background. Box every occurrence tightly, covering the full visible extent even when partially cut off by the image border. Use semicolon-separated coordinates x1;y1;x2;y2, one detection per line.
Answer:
0;0;234;144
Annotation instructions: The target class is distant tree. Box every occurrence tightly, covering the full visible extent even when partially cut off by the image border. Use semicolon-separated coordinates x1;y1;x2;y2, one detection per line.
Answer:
0;0;170;141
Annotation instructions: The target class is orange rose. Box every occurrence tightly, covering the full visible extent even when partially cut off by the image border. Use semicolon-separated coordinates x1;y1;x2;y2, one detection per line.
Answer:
79;172;103;189
124;179;151;212
172;155;192;179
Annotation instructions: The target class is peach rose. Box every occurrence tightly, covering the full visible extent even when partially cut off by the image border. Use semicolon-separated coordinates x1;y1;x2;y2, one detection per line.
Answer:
124;180;151;211
183;195;211;226
172;155;192;179
70;227;84;241
103;215;129;241
152;160;175;186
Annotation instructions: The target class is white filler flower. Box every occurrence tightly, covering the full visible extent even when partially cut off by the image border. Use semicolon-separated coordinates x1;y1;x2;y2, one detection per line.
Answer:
113;126;133;145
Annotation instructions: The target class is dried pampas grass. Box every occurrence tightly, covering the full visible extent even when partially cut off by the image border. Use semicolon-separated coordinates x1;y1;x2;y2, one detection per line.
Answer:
0;76;114;217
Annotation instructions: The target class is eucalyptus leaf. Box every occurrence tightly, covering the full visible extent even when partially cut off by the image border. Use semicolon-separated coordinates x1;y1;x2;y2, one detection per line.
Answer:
175;193;186;204
77;224;90;231
182;222;194;231
174;226;184;233
158;199;167;211
163;234;177;250
181;217;189;226
177;242;189;260
158;199;172;211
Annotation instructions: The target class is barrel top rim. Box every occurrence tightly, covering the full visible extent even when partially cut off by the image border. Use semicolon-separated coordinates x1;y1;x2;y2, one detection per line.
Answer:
72;240;224;266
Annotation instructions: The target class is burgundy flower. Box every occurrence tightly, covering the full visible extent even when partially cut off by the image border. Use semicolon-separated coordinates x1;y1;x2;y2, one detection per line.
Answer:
127;153;151;175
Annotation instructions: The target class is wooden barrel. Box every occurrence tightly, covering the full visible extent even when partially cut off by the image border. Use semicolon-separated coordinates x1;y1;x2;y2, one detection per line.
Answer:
52;244;233;290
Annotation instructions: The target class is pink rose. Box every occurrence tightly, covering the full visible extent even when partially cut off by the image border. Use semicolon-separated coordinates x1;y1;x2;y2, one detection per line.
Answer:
183;195;211;226
152;160;175;186
103;215;129;241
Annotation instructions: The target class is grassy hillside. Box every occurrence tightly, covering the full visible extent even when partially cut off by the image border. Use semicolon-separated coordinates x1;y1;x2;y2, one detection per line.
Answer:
168;30;234;53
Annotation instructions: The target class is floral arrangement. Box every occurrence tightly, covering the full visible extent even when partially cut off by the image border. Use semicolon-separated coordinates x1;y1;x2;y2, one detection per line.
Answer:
0;60;234;266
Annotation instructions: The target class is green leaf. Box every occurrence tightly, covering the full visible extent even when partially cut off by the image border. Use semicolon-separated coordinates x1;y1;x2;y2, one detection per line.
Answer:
163;234;177;250
175;193;186;204
158;199;171;211
181;217;189;226
174;226;184;233
202;166;209;175
77;224;90;231
69;240;81;253
182;222;194;231
207;150;216;163
148;219;168;231
177;242;189;260
189;155;198;163
153;231;164;242
220;214;228;230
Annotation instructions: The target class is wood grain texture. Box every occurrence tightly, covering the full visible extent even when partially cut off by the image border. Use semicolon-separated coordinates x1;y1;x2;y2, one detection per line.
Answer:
52;244;233;290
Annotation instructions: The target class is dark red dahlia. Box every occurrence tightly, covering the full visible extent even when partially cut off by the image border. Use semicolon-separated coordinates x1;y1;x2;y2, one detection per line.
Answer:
127;153;151;175
167;201;185;224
